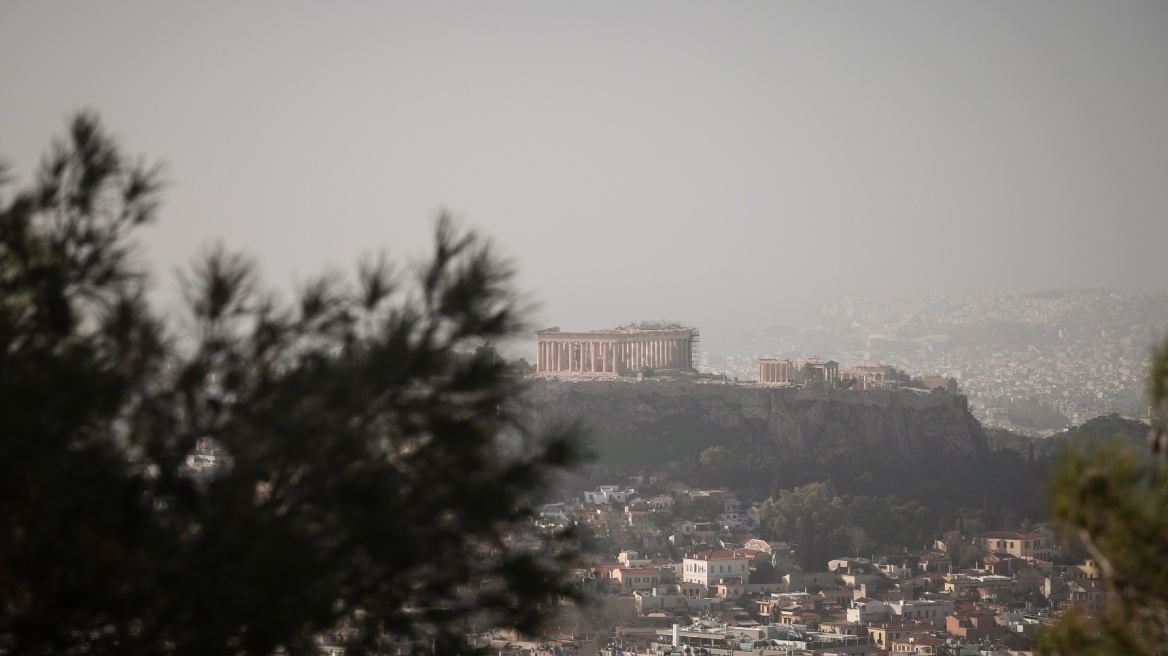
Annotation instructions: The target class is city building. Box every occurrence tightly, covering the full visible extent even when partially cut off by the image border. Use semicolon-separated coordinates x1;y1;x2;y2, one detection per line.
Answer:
682;550;750;586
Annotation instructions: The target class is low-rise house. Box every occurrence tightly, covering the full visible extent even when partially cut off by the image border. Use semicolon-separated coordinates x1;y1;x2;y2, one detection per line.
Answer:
1012;567;1046;594
716;511;745;530
535;503;571;526
818;621;864;636
1025;557;1054;575
745;581;787;595
639;608;682;628
649;556;681;581
943;573;1013;598
877;562;913;578
983;552;1023;576
996;611;1042;640
713;577;746;599
819;588;854;606
888;598;953;628
828;557;872;572
1044;574;1070;606
839;570;883;588
867;621;935;651
1068;578;1105;613
634;587;690;612
935;531;981;566
847;598;891;624
916;551;953;573
974;530;1058;561
618;550;652;568
583;485;630;505
784;571;837;592
890;635;945;654
745;504;761;528
625;508;652;526
744;538;795;571
614;567;661;591
1066;559;1101;580
691;522;717;545
645;495;674;511
683;549;750;586
946;611;1005;641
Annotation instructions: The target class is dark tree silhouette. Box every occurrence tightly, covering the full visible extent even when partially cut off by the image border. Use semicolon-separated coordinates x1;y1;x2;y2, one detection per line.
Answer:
1038;335;1168;654
0;113;582;655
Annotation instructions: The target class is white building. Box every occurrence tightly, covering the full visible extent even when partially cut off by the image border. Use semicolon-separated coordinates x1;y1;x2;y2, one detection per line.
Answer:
889;598;954;628
683;549;750;586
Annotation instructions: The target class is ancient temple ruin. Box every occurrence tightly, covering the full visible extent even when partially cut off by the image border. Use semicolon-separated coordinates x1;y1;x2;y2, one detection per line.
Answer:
535;321;697;375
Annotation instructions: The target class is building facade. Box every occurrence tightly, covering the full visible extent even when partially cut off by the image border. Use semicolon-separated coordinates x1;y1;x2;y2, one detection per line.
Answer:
682;550;750;586
974;530;1058;561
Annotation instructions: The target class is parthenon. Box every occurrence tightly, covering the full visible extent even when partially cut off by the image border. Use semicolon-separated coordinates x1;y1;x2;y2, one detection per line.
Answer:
535;321;697;375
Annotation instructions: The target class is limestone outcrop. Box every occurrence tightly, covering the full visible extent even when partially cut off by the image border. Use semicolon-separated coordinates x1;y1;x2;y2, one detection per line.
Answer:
522;379;987;465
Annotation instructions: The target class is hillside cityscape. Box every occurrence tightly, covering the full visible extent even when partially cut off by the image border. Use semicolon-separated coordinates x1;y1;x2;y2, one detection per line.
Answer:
700;289;1168;434
6;2;1168;654
506;290;1165;655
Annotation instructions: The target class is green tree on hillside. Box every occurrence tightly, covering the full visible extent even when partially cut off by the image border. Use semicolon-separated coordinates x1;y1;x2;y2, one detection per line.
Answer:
1038;336;1168;654
699;445;736;485
0;114;582;655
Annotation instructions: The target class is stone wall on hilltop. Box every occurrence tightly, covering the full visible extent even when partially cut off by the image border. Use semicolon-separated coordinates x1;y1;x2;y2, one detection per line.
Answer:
522;379;987;465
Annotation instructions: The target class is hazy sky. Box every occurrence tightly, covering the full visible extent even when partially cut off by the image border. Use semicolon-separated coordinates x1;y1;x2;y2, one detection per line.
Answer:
3;2;1166;340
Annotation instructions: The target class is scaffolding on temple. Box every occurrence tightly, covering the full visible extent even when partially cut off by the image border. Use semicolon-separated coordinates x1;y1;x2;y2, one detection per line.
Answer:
690;327;701;370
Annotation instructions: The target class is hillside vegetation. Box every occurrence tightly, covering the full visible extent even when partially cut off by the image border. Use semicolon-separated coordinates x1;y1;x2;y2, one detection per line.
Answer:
530;380;1146;561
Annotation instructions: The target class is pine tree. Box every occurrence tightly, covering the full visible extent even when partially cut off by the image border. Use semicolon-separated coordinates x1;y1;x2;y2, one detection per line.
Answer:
1038;335;1168;654
0;113;582;655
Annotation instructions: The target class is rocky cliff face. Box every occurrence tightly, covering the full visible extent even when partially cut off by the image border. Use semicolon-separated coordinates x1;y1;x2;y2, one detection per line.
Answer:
523;379;987;465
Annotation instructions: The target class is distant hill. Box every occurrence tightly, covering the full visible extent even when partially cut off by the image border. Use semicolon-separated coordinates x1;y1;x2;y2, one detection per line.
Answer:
988;413;1150;461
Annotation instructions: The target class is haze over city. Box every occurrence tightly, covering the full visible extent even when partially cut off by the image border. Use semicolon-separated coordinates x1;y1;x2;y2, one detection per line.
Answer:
3;2;1167;338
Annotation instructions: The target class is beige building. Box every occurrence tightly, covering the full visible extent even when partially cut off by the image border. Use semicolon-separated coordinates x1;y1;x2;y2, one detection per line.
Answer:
867;621;935;651
613;567;661;590
975;530;1058;561
535;321;696;375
